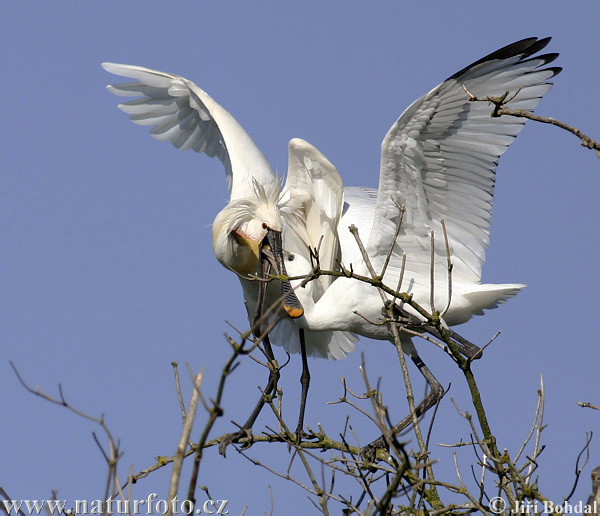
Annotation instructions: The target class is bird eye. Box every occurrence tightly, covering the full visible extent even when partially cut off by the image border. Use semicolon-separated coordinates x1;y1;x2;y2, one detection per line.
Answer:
262;223;268;229
288;254;295;262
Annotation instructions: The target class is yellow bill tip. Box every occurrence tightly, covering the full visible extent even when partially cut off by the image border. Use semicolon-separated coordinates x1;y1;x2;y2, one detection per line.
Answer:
284;306;304;319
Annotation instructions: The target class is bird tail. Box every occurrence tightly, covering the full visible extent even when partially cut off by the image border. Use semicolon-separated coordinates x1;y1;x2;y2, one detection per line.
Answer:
462;283;526;316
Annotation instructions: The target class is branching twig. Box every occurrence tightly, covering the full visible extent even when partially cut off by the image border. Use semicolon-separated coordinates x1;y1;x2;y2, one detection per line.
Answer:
185;336;252;507
10;362;124;512
463;84;600;156
564;432;593;501
347;224;442;508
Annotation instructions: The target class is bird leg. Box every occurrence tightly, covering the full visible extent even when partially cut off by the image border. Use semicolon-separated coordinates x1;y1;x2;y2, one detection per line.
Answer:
249;255;281;427
218;255;280;456
260;245;311;444
241;336;279;425
360;351;444;462
294;328;311;443
218;337;279;456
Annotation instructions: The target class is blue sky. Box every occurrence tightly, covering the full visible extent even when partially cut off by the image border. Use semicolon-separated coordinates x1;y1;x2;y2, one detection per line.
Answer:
2;1;599;512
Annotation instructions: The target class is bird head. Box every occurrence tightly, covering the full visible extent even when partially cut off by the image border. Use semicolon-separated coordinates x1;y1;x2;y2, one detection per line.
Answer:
212;196;303;319
212;198;281;275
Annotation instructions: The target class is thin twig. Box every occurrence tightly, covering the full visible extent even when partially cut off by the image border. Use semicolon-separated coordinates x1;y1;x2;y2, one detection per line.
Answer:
347;224;442;507
429;230;436;314
10;362;124;510
171;362;187;425
0;487;26;516
564;432;593;501
440;220;453;317
185;335;254;508
463;84;600;156
577;402;600;410
523;376;546;482
380;201;406;279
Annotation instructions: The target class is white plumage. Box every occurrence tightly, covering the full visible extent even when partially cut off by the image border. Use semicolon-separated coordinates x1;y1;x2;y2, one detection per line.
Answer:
103;37;560;362
283;38;559;355
103;62;357;358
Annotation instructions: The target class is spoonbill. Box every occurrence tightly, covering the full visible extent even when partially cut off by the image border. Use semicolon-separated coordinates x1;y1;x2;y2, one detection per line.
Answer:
101;64;356;352
279;37;560;447
102;36;560;448
102;65;357;443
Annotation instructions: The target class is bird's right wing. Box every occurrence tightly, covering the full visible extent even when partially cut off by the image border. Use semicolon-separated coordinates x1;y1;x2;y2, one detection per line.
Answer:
279;139;345;294
102;63;276;200
369;38;560;284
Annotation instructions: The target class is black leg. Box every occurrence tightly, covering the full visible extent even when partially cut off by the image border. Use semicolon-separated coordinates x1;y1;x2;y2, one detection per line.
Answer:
361;348;444;461
240;333;279;431
246;258;281;428
218;261;280;457
295;328;311;442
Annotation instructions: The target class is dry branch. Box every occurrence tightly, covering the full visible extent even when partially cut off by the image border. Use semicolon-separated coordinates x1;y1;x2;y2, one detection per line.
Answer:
463;85;600;156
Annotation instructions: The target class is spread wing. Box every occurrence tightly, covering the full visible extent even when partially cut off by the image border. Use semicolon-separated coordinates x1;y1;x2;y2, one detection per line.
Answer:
102;63;276;200
368;37;560;284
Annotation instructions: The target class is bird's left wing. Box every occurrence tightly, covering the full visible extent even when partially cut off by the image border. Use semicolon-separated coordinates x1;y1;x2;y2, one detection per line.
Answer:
102;63;276;200
279;138;345;294
369;37;560;283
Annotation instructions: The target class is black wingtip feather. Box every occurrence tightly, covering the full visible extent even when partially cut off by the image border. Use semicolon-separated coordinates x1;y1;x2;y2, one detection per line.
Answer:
545;66;563;78
449;37;556;81
521;52;559;68
520;37;552;58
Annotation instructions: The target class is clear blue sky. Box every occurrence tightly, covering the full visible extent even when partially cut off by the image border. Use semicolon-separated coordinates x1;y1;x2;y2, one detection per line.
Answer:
3;1;599;511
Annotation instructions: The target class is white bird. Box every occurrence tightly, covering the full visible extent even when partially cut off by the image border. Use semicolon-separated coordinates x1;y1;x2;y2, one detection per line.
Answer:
101;64;357;358
285;37;560;338
102;62;358;442
277;37;561;444
103;36;560;446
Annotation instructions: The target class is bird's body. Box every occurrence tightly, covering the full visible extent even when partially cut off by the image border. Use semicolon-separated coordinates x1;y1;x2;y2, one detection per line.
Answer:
289;187;524;339
282;38;560;352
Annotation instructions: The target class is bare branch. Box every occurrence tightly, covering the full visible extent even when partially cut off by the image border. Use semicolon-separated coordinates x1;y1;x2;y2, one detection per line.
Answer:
463;84;600;156
523;376;546;483
379;201;406;280
577;402;600;410
429;230;436;314
167;369;204;516
10;361;124;508
564;432;593;501
440;220;453;317
171;362;187;425
0;488;26;516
